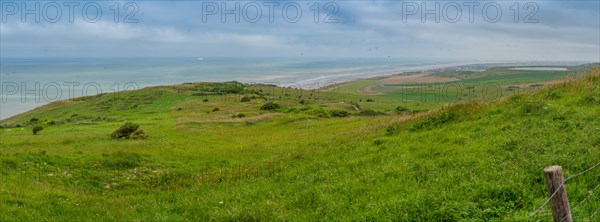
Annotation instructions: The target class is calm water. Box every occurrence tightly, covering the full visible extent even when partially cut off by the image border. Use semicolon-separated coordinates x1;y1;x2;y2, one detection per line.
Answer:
0;57;459;119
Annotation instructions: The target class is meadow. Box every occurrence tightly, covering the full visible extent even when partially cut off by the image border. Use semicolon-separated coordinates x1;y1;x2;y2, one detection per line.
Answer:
1;65;599;221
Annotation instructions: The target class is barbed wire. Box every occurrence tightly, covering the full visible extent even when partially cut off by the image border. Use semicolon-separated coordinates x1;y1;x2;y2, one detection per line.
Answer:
564;161;600;182
560;182;600;222
531;161;600;217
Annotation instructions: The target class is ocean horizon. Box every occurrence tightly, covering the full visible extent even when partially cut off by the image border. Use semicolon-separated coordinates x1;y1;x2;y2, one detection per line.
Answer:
0;57;463;120
0;57;588;120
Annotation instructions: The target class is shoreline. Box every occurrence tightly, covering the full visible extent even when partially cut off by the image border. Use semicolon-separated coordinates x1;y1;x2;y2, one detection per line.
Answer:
0;62;483;120
0;61;582;120
297;62;487;90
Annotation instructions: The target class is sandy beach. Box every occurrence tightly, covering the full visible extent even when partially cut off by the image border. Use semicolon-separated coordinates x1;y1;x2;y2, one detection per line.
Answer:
295;62;482;89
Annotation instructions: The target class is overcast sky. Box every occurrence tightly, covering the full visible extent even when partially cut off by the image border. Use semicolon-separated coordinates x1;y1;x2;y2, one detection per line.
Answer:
1;1;598;62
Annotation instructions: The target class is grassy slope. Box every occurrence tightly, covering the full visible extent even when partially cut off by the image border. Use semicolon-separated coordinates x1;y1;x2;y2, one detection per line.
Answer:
0;68;599;221
334;66;591;111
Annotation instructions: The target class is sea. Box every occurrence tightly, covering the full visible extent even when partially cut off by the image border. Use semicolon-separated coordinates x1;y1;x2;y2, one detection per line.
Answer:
0;57;466;120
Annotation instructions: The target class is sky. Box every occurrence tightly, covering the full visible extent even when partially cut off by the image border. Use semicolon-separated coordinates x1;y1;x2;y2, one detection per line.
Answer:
1;0;599;62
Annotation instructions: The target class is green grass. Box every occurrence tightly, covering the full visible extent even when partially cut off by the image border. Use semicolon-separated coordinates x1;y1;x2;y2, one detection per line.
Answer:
1;67;599;221
331;65;590;113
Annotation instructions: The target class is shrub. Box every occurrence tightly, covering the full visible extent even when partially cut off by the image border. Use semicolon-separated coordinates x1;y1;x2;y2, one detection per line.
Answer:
130;128;148;140
331;110;350;117
396;106;410;113
366;98;375;102
357;109;385;116
305;108;332;118
232;113;246;118
299;99;306;105
411;109;428;114
386;125;400;135
32;126;43;135
111;122;140;139
241;96;251;102
212;107;220;112
202;98;209;102
373;139;385;146
260;102;280;110
30;118;39;123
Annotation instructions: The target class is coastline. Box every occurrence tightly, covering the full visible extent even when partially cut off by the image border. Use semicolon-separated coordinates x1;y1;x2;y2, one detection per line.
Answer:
297;62;485;89
0;62;480;120
0;61;582;120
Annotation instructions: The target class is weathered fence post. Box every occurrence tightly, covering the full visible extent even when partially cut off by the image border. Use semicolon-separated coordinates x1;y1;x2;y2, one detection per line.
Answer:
543;165;572;222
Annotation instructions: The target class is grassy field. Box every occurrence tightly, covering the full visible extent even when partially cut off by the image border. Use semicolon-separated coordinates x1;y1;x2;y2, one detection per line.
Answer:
333;65;591;110
1;66;599;221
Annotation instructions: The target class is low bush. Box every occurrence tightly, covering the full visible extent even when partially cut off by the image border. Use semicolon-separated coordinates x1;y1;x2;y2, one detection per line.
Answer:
304;109;351;118
331;110;350;117
130;128;148;140
385;125;400;135
396;106;410;113
241;96;251;102
260;102;281;110
32;126;43;135
357;109;385;116
305;108;332;118
232;113;246;118
212;107;220;112
111;122;140;139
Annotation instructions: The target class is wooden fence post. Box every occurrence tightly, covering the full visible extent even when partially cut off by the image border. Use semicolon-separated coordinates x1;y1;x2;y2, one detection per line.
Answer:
543;165;572;222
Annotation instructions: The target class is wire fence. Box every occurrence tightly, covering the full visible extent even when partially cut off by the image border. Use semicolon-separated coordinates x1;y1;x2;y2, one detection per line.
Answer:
531;161;600;221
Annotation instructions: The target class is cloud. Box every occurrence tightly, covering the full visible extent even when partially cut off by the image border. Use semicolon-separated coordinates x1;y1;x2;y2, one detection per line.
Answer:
0;1;598;61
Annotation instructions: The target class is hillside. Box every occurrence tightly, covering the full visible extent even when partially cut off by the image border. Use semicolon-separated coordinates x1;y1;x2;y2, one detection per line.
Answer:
1;67;599;221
